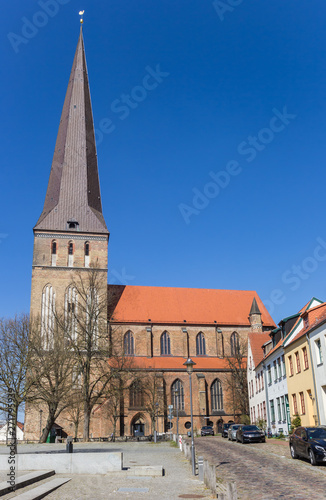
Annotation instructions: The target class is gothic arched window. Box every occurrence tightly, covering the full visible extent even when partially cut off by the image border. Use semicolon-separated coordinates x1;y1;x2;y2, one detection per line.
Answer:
129;380;143;408
171;379;184;411
41;284;56;349
51;240;57;266
196;332;206;355
211;379;223;411
124;331;134;355
65;286;78;341
84;241;90;268
68;241;74;267
86;287;99;348
230;332;240;356
161;331;171;355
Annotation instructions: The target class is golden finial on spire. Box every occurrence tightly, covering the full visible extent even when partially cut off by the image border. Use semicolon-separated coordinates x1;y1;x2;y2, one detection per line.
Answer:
79;10;84;24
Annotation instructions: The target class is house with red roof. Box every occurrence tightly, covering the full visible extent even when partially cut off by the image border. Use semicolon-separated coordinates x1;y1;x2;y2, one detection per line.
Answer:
284;300;326;427
248;298;322;436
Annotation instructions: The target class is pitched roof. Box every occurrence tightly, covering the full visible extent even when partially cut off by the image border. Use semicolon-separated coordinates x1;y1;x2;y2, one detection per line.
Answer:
249;297;261;316
286;302;326;346
111;356;232;371
248;332;271;367
108;285;276;326
34;28;108;234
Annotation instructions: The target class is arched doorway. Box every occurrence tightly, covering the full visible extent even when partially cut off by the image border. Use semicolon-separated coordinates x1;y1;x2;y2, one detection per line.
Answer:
131;413;146;437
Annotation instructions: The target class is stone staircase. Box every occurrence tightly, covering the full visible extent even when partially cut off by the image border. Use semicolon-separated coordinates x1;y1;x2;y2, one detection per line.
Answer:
0;470;71;499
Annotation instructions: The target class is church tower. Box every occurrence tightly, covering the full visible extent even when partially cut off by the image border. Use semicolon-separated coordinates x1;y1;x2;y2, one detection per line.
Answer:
30;27;109;328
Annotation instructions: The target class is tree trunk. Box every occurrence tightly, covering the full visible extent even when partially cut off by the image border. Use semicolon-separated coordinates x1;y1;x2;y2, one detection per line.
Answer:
40;410;56;443
83;405;91;442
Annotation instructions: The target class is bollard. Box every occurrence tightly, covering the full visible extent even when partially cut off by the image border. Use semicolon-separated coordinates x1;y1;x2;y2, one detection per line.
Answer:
66;436;73;453
198;456;204;482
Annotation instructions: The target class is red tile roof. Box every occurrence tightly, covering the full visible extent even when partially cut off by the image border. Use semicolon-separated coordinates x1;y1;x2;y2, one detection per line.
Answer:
108;285;275;326
17;422;24;431
248;332;272;368
110;356;232;371
287;302;326;346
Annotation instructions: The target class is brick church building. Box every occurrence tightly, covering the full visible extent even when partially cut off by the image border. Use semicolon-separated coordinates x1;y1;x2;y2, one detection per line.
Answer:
24;28;275;440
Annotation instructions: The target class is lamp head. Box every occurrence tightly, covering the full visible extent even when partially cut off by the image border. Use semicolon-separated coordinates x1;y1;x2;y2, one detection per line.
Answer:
184;358;196;374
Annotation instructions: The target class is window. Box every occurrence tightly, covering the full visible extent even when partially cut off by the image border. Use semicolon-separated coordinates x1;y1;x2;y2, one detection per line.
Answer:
288;355;294;376
86;287;99;348
84;241;90;268
72;366;82;388
277;358;282;379
261;370;264;390
304;316;309;329
258;374;261;392
270;400;275;422
263;401;266;420
281;396;286;421
51;240;57;266
257;404;260;420
129;380;144;408
299;392;305;415
211;379;223;411
172;379;184;411
277;397;281;422
295;352;301;373
41;284;55;349
196;332;206;355
251;380;254;396
161;331;171;355
267;365;272;385
230;332;240;356
68;241;74;267
302;347;309;370
273;360;277;382
282;355;285;377
315;339;323;364
65;286;78;341
253;406;256;422
292;394;298;415
256;377;258;393
124;331;134;355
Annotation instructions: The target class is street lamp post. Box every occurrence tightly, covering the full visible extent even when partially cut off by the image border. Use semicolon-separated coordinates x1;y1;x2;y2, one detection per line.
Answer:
184;358;196;476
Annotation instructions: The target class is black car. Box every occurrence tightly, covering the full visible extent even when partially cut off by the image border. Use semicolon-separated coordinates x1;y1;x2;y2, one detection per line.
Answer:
222;423;233;438
289;426;326;466
201;425;214;436
236;425;265;443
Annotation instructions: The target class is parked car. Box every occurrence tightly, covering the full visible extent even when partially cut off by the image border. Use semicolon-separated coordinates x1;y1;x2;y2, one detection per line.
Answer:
236;425;266;443
201;425;214;436
228;424;241;441
289;426;326;466
222;423;233;438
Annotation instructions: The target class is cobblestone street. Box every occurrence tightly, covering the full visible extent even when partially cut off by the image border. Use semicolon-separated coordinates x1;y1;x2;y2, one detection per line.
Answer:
195;436;326;499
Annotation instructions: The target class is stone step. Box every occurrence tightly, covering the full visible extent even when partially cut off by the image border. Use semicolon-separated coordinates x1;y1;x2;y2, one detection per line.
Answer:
0;470;55;496
12;477;71;500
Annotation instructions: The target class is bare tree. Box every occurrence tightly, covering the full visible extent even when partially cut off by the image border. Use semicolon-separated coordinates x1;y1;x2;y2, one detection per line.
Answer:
28;315;77;443
224;338;249;419
141;372;165;434
0;314;33;438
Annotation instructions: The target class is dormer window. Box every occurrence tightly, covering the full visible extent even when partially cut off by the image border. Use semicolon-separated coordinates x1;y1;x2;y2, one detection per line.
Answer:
304;316;309;329
67;219;79;230
51;240;57;266
68;241;74;267
84;241;90;268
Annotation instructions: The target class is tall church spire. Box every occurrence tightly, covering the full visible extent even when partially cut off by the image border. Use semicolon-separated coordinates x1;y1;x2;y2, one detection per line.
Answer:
35;28;108;234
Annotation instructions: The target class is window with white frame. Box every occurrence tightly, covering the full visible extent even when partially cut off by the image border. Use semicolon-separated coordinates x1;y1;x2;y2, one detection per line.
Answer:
315;338;323;364
41;284;55;349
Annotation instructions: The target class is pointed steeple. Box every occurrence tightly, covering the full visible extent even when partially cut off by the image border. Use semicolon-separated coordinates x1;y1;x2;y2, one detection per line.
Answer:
249;297;261;316
249;296;263;332
35;28;108;234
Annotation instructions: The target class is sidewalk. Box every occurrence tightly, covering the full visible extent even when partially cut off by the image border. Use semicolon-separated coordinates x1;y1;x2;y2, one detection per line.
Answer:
0;441;214;499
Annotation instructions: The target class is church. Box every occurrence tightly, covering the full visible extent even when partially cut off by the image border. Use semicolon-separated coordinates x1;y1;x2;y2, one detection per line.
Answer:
24;28;275;440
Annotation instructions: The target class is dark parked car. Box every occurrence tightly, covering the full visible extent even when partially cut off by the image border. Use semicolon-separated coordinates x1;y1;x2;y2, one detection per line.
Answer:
289;426;326;466
228;424;241;441
201;425;214;436
222;423;233;438
236;425;265;443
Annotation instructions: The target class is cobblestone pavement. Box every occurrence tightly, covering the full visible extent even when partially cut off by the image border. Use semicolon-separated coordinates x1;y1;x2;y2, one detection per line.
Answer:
195;436;326;500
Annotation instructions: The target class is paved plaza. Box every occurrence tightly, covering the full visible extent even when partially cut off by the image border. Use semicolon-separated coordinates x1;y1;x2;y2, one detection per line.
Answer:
0;441;213;499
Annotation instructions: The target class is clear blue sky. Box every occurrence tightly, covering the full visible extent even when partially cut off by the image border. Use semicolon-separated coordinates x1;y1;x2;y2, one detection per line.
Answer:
2;0;326;325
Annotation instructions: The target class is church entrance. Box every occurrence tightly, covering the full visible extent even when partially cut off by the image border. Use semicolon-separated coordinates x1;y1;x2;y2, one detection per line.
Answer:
131;414;146;437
